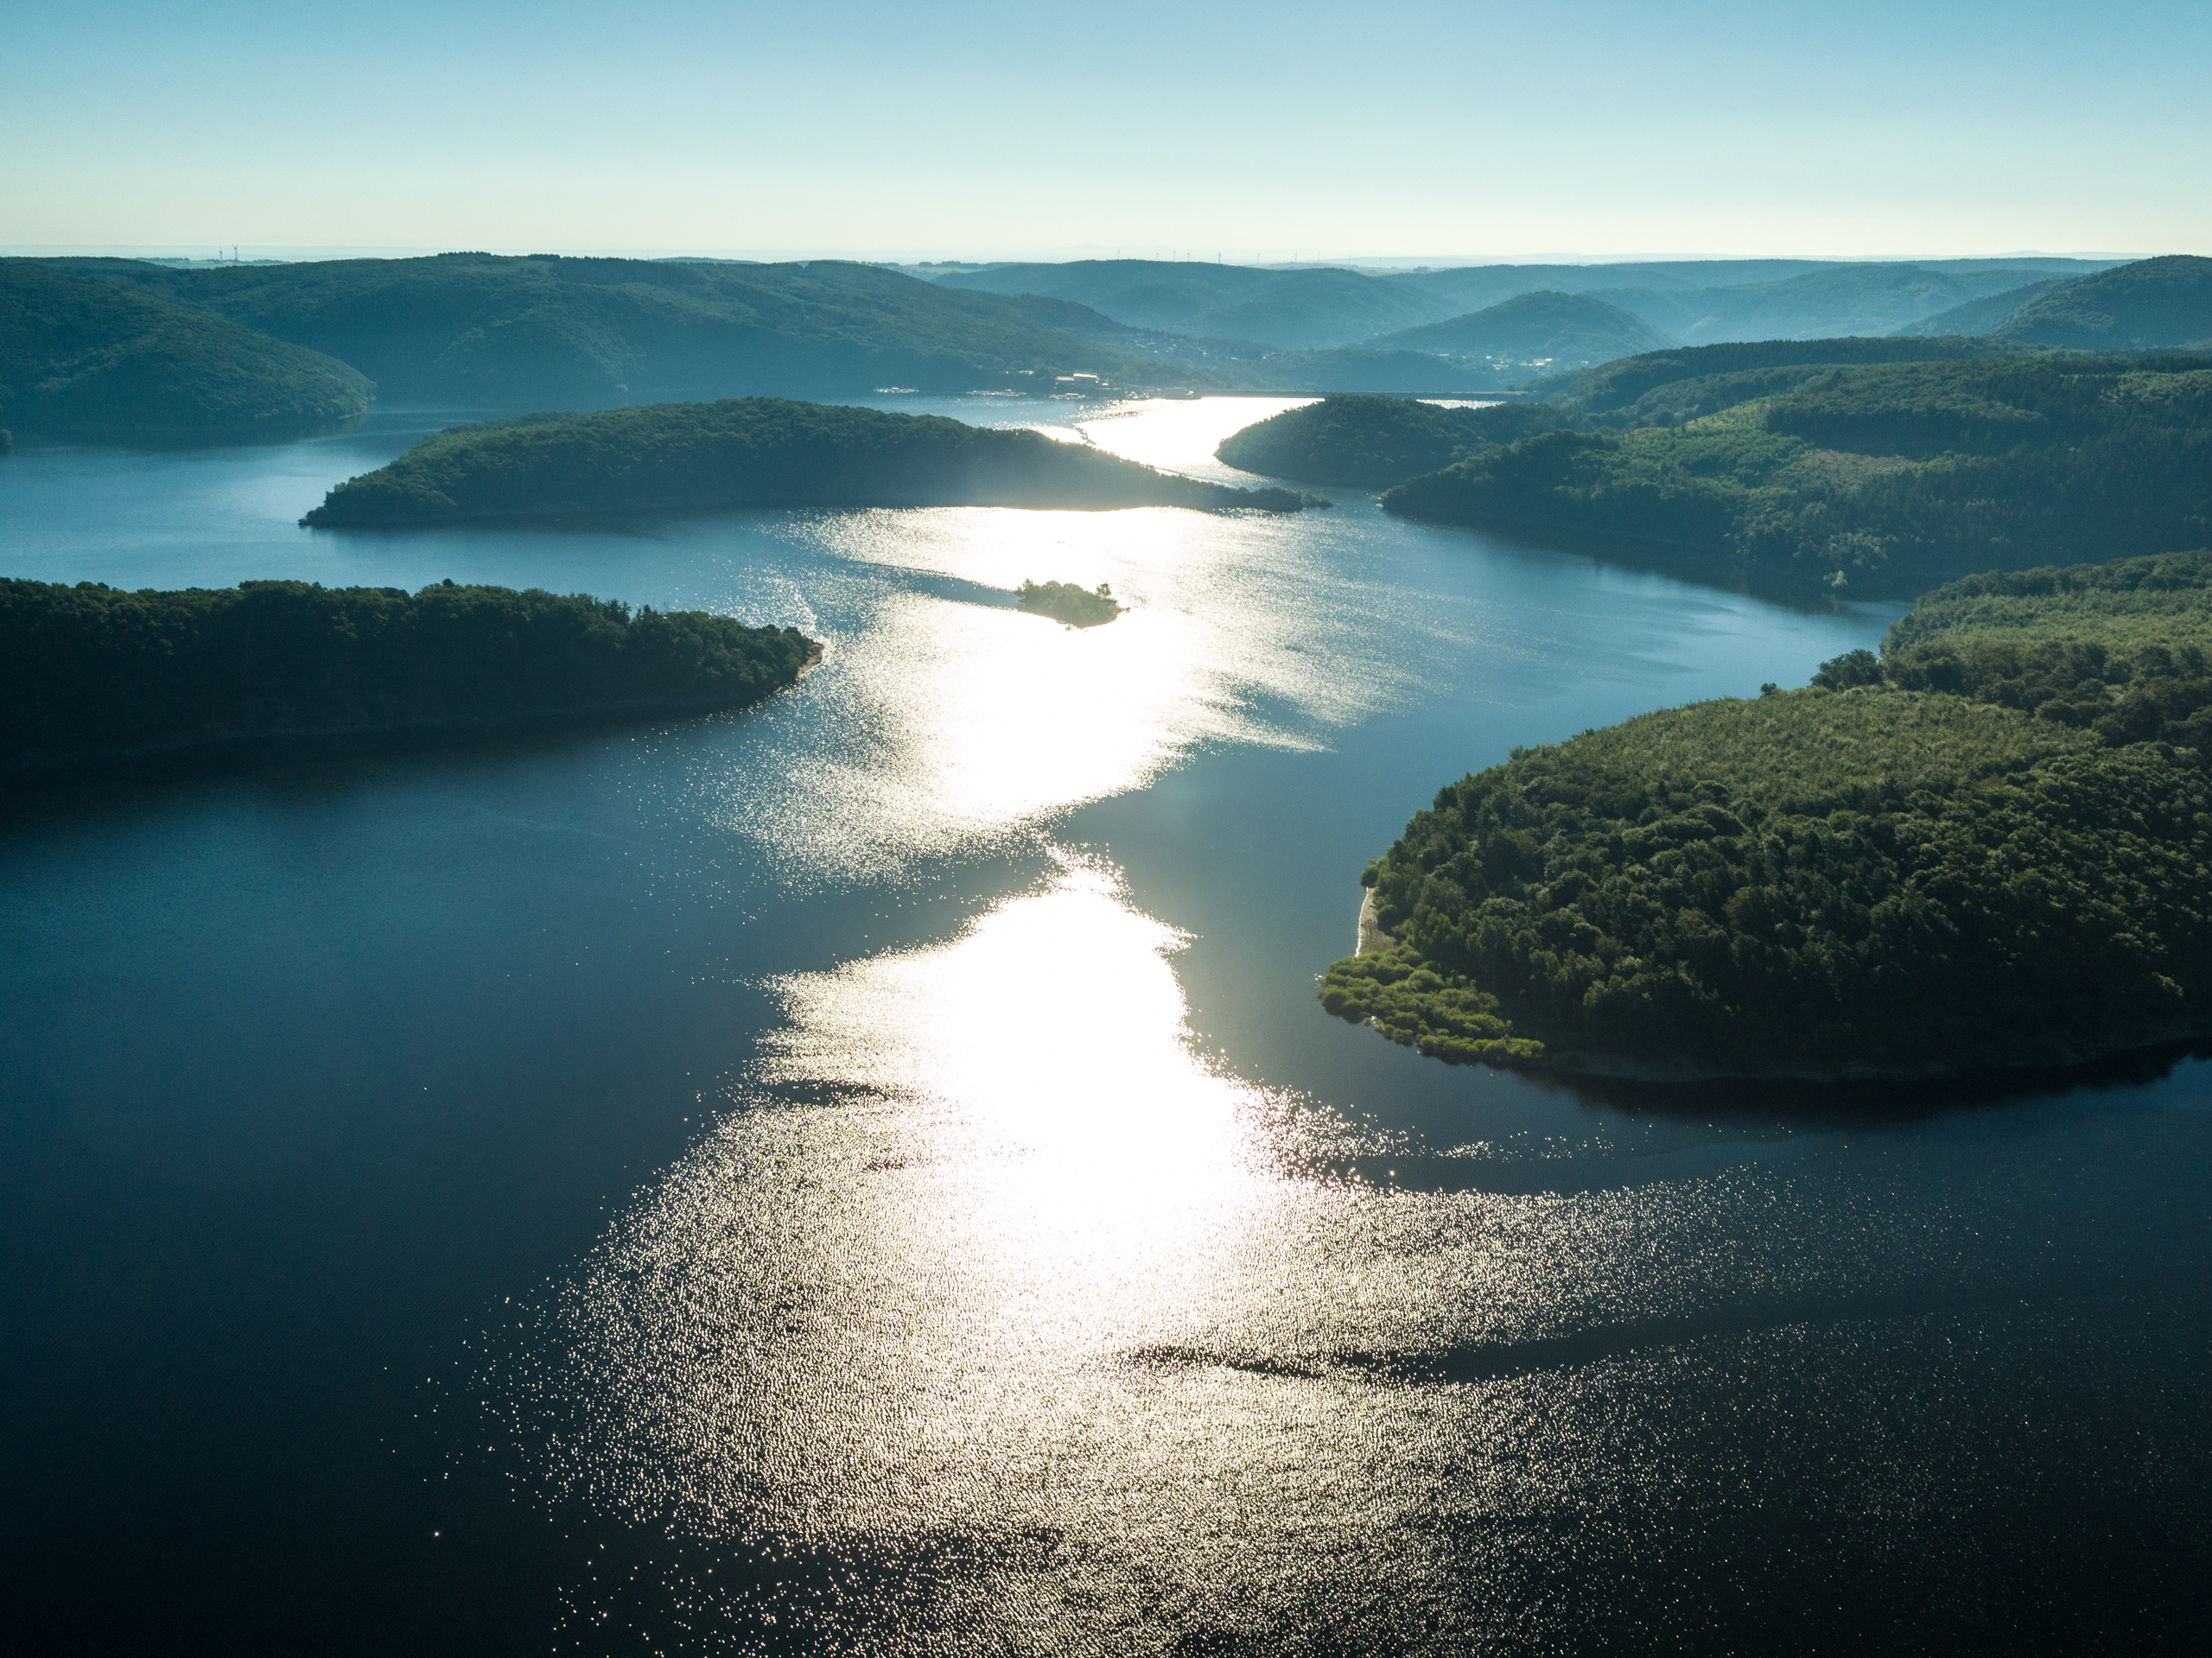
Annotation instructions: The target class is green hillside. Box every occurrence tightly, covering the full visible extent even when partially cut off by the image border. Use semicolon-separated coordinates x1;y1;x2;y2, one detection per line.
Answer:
94;254;1192;407
1319;550;2212;1077
1215;394;1570;485
2;577;817;772
1995;255;2212;350
1381;353;2212;595
304;397;1323;527
0;261;372;440
1889;278;2073;338
1526;334;2012;419
1365;290;1677;365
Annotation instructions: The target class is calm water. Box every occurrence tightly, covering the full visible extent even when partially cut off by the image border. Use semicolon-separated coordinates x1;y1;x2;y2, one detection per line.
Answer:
4;399;2209;1655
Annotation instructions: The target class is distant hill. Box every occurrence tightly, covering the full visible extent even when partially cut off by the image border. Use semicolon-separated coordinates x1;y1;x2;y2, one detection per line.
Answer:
84;254;1188;408
1890;278;2074;338
1365;290;1675;368
302;397;1323;527
0;261;372;440
938;257;2121;356
936;260;1439;350
1995;256;2212;350
1588;264;2075;345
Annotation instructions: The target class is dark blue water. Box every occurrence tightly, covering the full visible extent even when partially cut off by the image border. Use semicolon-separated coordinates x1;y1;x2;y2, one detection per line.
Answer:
5;401;2209;1655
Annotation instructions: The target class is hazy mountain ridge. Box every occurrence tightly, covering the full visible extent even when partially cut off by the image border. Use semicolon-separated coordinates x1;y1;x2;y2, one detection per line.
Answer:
1890;279;2075;338
1365;290;1676;367
940;256;2122;356
77;254;1210;408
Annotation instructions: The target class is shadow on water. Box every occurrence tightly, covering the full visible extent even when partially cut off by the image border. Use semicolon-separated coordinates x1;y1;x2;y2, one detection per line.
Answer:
1423;514;1937;613
0;691;810;814
1527;1034;2212;1123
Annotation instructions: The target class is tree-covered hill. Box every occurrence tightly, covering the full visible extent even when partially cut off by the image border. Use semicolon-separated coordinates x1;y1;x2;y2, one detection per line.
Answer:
1890;278;2074;338
304;397;1323;527
83;254;1193;408
1364;290;1676;367
1994;255;2212;350
1525;334;2012;420
1380;353;2212;595
1214;394;1570;485
1319;550;2212;1078
0;262;372;440
1;578;818;772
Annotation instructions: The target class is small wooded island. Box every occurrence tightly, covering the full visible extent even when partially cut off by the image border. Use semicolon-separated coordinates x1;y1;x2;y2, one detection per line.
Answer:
0;577;819;774
303;398;1325;527
1016;580;1121;626
1321;549;2212;1079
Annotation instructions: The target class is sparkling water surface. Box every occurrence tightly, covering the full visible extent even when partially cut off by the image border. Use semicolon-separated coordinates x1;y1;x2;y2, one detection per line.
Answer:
4;397;2209;1655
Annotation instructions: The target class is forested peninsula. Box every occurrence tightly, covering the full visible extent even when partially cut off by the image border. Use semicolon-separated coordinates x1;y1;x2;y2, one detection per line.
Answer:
1218;343;2212;597
1216;394;1567;485
304;398;1322;527
1319;549;2212;1080
1;262;372;441
0;578;818;774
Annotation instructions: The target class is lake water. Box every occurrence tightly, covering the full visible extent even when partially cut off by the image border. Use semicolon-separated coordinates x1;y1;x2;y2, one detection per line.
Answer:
5;398;2210;1655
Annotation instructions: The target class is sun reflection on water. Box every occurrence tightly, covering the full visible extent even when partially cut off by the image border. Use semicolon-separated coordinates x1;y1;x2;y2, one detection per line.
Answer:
679;496;1437;882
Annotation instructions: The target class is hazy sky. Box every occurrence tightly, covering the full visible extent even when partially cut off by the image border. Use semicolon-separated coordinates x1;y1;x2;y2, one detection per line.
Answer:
6;0;2207;261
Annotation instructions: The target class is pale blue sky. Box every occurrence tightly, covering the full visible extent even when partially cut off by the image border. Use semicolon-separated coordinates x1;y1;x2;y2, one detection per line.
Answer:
5;0;2206;259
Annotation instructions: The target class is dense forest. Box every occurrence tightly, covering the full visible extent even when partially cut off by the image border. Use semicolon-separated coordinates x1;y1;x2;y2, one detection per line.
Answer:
1319;550;2212;1077
304;398;1323;526
0;262;372;440
1015;580;1121;626
1215;394;1569;485
1376;353;2212;595
1;578;818;771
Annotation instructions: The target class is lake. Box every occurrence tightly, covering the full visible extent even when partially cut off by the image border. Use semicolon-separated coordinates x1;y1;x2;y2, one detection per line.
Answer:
4;396;2209;1655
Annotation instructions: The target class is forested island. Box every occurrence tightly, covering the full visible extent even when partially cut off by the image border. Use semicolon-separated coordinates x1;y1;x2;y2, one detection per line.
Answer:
0;577;818;773
1;263;372;441
303;398;1324;527
1319;549;2212;1079
1016;580;1121;626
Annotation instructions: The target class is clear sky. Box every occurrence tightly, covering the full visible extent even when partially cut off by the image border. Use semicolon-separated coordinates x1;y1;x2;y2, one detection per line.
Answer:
4;0;2206;262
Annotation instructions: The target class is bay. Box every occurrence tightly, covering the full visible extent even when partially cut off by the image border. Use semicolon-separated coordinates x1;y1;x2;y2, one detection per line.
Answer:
4;396;2208;1655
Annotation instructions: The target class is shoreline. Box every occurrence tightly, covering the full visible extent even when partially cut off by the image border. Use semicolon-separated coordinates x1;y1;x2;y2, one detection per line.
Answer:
1346;887;2204;1087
